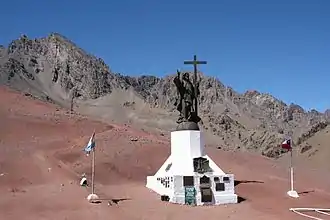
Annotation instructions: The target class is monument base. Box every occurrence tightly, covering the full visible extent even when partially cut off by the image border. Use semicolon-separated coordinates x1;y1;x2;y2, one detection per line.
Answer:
170;192;238;206
146;130;238;206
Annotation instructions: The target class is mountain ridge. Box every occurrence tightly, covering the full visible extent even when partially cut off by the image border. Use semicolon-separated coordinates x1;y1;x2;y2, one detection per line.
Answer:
0;33;329;160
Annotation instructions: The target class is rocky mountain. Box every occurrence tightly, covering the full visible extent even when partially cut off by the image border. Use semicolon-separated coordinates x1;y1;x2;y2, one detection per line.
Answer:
0;33;328;159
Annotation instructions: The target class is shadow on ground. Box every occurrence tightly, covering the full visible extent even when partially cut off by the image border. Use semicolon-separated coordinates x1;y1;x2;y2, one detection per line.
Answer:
237;196;246;203
90;198;132;205
298;190;315;195
234;180;264;186
110;198;131;204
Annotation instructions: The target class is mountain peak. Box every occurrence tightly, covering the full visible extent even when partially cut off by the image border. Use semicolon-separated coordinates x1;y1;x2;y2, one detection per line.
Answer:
0;32;328;159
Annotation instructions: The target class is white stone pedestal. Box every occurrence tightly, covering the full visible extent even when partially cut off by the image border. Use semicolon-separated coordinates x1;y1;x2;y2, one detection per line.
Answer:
146;130;238;206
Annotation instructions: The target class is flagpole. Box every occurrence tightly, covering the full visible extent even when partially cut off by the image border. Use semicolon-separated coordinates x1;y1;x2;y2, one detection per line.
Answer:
290;145;294;192
85;130;98;203
287;137;299;198
91;147;95;195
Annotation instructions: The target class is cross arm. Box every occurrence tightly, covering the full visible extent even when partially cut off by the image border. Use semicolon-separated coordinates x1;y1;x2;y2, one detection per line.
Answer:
184;61;207;65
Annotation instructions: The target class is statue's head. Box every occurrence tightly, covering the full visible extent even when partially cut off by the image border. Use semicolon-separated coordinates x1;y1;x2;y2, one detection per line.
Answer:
183;72;190;81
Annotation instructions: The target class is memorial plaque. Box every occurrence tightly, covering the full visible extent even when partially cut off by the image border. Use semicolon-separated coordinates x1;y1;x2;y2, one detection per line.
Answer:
183;176;194;186
184;186;196;205
216;182;225;191
201;188;213;203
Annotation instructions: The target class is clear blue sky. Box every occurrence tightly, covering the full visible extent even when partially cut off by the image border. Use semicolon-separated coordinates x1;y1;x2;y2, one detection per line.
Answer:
1;0;329;111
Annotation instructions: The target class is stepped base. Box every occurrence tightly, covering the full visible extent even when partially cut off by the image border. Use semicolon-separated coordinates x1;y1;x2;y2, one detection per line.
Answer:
146;130;238;206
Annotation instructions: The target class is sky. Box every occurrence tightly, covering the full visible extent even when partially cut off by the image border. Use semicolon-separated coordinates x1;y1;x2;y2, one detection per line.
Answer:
0;0;329;111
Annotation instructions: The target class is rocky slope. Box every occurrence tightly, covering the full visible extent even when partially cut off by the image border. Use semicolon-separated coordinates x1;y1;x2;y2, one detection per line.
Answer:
0;33;329;158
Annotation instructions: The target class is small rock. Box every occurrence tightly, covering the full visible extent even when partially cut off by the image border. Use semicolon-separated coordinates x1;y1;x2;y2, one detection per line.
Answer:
130;137;138;142
301;144;312;154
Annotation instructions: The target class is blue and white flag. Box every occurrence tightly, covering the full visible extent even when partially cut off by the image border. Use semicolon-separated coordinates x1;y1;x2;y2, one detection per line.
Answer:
83;132;95;154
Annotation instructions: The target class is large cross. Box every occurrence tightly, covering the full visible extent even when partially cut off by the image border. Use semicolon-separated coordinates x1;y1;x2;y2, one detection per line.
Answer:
183;55;207;116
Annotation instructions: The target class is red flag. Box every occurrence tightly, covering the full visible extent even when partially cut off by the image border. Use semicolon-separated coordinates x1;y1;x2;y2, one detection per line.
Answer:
282;139;292;150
